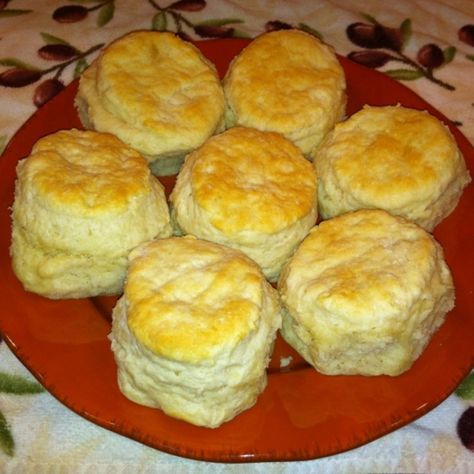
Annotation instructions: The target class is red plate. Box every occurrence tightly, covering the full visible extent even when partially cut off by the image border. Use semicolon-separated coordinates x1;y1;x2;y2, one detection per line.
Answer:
0;39;473;462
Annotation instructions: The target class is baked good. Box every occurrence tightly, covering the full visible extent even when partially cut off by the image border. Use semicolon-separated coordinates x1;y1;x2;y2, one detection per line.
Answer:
170;127;318;281
10;129;172;299
110;236;281;428
278;209;455;376
223;29;346;155
76;30;225;176
313;105;471;230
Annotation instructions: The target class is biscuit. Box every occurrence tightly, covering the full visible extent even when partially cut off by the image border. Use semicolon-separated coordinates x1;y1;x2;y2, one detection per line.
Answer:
10;129;172;299
223;29;346;155
76;31;225;176
110;236;281;428
313;105;471;230
278;209;455;376
170;127;318;281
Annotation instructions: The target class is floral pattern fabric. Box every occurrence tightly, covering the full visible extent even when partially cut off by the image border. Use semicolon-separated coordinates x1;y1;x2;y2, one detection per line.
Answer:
0;1;473;472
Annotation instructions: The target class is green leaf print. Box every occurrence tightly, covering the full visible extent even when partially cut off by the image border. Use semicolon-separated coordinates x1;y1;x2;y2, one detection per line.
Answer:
0;372;44;395
97;1;115;27
399;18;412;50
0;134;8;155
298;23;323;41
359;12;379;25
0;9;31;18
230;29;251;39
0;58;39;70
74;57;89;78
197;18;244;27
456;372;474;400
385;68;424;80
0;410;14;457
152;11;168;31
443;46;456;64
40;32;73;47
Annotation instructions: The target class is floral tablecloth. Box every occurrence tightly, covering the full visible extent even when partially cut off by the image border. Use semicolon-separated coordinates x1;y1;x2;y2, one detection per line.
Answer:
0;1;473;472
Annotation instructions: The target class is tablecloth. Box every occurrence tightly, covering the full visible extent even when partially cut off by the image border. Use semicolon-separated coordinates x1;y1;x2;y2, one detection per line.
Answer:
0;1;473;472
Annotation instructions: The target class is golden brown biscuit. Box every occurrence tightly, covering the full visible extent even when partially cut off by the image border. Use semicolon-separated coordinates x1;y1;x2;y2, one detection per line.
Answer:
170;127;318;281
10;129;172;299
313;105;471;230
223;29;346;155
278;209;455;376
76;31;225;175
110;236;281;428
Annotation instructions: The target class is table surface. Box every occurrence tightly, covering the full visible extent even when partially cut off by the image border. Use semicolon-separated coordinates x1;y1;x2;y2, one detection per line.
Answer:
0;1;473;472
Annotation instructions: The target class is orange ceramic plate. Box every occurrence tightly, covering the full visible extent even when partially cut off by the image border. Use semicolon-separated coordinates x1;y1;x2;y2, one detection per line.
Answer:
0;39;473;463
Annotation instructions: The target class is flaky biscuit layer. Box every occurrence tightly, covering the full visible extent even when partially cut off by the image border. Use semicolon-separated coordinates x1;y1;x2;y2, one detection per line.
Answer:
77;31;225;174
223;29;346;155
313;105;471;230
278;209;455;376
110;236;281;427
170;127;318;280
11;129;172;298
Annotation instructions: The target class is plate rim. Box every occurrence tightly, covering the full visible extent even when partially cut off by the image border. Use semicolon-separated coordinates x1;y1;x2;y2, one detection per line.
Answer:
1;37;473;463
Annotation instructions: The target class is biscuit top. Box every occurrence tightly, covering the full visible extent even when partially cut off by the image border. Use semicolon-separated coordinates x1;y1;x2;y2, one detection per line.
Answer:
223;29;345;140
18;129;152;214
125;237;264;363
279;209;449;327
88;31;224;154
315;106;463;207
183;127;317;235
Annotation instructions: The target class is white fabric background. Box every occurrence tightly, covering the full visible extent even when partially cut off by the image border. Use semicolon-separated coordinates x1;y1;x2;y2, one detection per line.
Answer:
1;1;473;472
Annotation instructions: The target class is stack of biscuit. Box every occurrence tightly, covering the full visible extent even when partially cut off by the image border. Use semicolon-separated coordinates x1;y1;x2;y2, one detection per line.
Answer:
10;28;471;428
278;209;455;376
10;129;172;299
110;236;281;428
170;126;318;282
76;31;225;176
223;29;347;156
312;105;471;231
